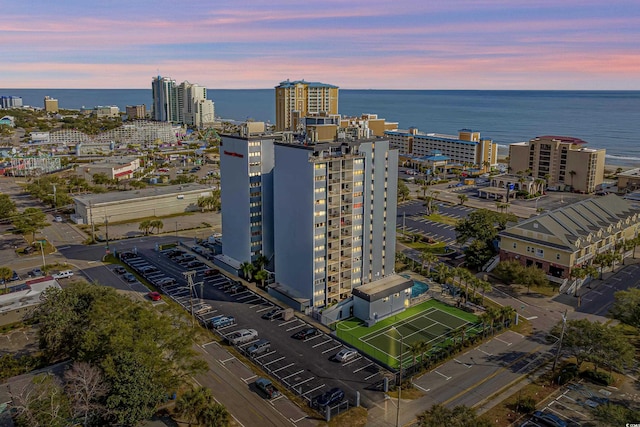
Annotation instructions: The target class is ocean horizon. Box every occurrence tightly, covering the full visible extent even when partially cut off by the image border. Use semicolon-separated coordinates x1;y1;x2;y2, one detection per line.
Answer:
2;88;639;167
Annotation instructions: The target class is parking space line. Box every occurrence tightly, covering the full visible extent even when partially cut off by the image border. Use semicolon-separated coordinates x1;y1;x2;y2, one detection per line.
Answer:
292;377;315;389
353;363;373;373
201;341;218;348
242;374;257;383
304;334;323;342
434;370;451;380
343;357;361;367
454;358;473;368
494;337;512;346
286;324;306;332
312;339;333;348
256;305;274;313
283;370;305;380
273;363;295;373
264;356;286;367
322;344;343;354
364;372;379;381
279;319;298;327
245;297;262;305
302;384;324;397
235;292;253;299
220;356;235;364
477;348;492;356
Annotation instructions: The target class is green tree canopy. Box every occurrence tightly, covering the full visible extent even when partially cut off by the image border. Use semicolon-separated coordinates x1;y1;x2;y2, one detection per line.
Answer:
0;193;16;219
397;180;410;202
417;403;492;427
609;288;640;328
13;207;49;242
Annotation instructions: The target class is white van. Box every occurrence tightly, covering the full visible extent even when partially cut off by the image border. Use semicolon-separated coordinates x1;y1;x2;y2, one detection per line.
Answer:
52;270;74;279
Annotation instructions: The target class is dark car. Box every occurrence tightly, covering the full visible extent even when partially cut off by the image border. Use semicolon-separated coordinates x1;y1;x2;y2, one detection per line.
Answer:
261;308;282;320
186;260;204;268
113;266;126;274
292;327;319;340
204;268;220;277
9;271;20;281
122;273;136;283
532;410;567;427
315;387;345;408
23;246;35;254
28;268;43;277
176;254;196;263
228;284;244;294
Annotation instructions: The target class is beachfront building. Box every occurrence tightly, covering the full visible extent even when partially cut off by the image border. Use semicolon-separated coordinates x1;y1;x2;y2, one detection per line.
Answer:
0;96;23;109
44;96;59;113
385;128;497;171
93;105;120;118
272;138;398;308
152;76;215;127
498;194;640;289
615;168;640;193
508;136;605;193
126;105;147;120
73;183;214;225
275;79;339;132
304;113;398;143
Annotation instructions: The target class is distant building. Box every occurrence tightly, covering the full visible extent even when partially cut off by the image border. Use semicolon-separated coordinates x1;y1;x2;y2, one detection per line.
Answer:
92;105;120;118
44;96;59;113
0;95;23;109
498;194;640;289
0;116;15;127
126;104;147;120
385;127;497;171
303;113;398;143
73;183;215;225
613;167;640;193
275;79;339;132
152;76;214;127
509;135;605;193
78;156;141;182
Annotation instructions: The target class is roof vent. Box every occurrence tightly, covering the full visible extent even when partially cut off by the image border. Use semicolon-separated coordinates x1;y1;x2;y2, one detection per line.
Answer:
533;222;538;229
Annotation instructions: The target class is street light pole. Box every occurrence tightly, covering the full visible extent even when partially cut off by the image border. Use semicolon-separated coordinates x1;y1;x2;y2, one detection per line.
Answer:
38;240;46;268
552;309;568;375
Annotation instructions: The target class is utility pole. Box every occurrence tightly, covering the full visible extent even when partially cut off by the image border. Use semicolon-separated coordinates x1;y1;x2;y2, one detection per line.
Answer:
38;240;46;268
52;184;57;214
184;270;197;327
402;211;406;237
552;309;568;375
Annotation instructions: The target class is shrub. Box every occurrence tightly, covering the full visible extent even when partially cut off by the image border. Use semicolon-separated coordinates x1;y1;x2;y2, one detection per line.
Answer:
581;370;614;386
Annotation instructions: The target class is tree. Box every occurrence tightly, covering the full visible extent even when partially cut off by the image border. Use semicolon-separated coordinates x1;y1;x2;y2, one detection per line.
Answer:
593;403;640;426
254;269;268;288
11;373;71;427
253;254;269;270
0;193;16;219
64;361;109;427
609;288;640;328
408;341;424;366
239;262;255;281
398;180;410;202
417;403;492;427
91;172;110;186
176;386;229;427
139;219;152;236
499;305;515;327
457;194;468;206
150;219;164;234
419;251;438;272
569;170;576;189
13;207;49;242
0;266;12;291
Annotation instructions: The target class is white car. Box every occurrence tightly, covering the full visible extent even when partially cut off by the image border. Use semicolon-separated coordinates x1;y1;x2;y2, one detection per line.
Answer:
334;348;358;363
54;215;63;222
52;270;74;279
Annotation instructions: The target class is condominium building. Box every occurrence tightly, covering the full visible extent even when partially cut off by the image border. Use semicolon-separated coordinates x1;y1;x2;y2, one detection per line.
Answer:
385;128;497;171
273;139;398;307
499;194;640;285
152;76;214;127
275;79;339;132
126;105;147;120
304;113;398;143
219;127;275;268
508;136;605;193
0;96;23;109
44;96;59;113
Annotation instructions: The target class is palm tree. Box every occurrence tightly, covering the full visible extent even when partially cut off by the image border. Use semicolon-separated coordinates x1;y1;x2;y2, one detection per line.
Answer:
486;307;501;334
253;254;269;270
432;264;451;288
457;194;468;206
254;269;268;288
138;219;152;236
419;251;438;273
499;306;515;328
408;341;424;366
150;219;163;234
239;261;255;281
482;160;491;172
198;403;230;427
176;387;229;427
568;170;577;189
478;312;491;337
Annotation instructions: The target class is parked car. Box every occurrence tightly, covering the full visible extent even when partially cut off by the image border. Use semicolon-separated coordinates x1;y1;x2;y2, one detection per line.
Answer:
176;254;196;263
315;387;345;408
204;268;220;277
156;277;176;287
255;377;280;399
122;273;136;283
119;251;137;260
228;329;258;345
247;339;271;357
292;327;319;340
139;265;158;274
212;316;235;329
9;271;19;281
113;266;126;274
186;260;204;268
54;215;63;222
228;284;244;294
261;308;282;320
532;411;567;427
147;292;162;301
334;348;359;363
23;246;35;254
28;268;44;277
52;270;73;279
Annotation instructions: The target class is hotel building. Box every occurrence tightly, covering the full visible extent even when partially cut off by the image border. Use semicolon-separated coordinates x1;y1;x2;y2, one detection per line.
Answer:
508;136;605;193
0;96;23;109
152;76;177;122
384;128;497;170
152;76;215;127
275;80;339;132
44;96;59;113
126;105;147;120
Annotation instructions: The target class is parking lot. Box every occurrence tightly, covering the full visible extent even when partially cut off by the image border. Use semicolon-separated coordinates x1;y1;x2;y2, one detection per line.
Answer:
397;199;475;247
117;245;391;412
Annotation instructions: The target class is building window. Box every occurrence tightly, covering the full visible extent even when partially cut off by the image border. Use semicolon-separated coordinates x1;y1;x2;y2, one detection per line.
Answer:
556;254;560;260
513;243;517;249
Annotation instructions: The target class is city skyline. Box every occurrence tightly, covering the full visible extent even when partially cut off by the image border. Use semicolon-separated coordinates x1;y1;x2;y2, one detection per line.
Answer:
3;0;639;90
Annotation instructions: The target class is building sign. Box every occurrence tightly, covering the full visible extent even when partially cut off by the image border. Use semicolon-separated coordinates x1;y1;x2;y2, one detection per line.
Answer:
224;151;244;158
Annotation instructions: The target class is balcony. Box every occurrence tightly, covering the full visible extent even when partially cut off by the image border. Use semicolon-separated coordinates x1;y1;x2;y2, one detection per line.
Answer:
575;252;594;264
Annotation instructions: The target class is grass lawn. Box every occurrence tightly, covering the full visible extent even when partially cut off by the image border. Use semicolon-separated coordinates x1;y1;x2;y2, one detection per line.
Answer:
335;299;479;368
424;213;459;226
398;238;449;254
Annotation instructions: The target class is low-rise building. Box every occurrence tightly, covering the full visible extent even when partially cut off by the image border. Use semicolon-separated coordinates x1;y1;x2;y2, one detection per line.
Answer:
498;194;640;283
0;277;61;326
78;156;141;182
617;168;640;193
73;183;215;224
93;105;120;118
126;104;147;120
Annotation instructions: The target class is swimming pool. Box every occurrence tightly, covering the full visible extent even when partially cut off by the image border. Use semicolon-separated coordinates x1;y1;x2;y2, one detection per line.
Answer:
402;274;430;298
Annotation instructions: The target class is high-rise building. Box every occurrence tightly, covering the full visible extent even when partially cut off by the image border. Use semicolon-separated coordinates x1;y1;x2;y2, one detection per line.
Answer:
126;105;146;120
273;139;398;307
508;136;605;193
44;96;59;113
385;128;497;171
219;122;399;309
0;96;23;109
152;76;177;122
275;80;339;132
152;77;214;127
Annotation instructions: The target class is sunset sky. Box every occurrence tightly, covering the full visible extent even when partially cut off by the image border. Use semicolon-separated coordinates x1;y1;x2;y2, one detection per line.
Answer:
3;0;639;89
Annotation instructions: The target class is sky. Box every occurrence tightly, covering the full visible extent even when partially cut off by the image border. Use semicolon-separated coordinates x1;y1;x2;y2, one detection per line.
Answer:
2;0;639;89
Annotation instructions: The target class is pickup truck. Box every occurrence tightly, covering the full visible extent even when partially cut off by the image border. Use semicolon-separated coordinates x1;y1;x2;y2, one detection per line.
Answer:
228;329;258;345
255;377;280;399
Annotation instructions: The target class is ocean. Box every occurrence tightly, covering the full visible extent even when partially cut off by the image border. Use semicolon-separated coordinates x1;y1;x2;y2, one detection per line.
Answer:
2;88;639;167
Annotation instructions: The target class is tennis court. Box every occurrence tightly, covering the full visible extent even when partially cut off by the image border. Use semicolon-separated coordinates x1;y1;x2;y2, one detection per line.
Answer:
335;299;480;368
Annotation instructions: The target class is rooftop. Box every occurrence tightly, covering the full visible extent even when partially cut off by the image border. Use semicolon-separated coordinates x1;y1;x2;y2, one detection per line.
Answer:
619;167;640;177
352;274;413;302
74;183;214;206
276;79;339;89
534;135;588;145
0;277;61;315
